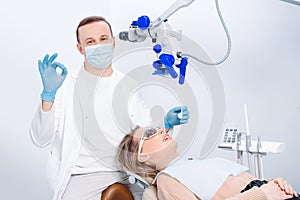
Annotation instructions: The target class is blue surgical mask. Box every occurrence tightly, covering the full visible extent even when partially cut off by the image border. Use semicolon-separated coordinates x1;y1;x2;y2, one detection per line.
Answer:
84;43;114;69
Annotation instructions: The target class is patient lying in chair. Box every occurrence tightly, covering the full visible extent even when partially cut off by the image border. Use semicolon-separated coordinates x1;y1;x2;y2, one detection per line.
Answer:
117;126;299;200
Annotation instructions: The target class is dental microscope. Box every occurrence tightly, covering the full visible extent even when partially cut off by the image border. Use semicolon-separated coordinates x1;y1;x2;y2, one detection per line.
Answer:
119;0;231;85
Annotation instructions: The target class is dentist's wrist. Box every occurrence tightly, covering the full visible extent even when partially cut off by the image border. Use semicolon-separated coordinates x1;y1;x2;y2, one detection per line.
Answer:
40;90;56;102
164;118;173;129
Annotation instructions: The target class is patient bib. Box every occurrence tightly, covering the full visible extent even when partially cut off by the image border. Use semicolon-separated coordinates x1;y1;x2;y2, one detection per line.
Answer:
155;158;248;200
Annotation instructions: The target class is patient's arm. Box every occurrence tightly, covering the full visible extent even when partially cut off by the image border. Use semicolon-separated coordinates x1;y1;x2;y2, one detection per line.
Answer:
226;182;294;200
225;186;266;200
156;173;199;200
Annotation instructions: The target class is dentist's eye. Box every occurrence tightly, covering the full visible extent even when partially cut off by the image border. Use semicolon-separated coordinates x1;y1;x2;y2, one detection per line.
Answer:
86;40;94;45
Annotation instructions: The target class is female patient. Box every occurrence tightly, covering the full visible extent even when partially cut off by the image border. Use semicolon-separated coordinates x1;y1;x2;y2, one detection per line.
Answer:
117;126;299;200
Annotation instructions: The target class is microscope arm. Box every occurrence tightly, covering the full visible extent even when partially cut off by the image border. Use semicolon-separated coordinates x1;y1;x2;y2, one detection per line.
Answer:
152;0;195;28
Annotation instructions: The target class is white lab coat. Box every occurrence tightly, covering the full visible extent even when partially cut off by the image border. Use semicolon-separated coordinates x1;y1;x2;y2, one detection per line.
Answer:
30;66;152;200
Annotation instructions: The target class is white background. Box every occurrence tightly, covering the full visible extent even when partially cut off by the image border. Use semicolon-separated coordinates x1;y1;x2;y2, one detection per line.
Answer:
0;0;299;199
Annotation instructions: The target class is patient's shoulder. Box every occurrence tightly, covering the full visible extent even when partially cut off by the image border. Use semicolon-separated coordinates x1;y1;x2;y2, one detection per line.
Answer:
156;173;199;200
157;173;173;182
156;172;182;191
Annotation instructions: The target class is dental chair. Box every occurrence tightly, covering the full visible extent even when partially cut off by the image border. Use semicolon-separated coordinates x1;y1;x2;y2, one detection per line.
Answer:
125;172;158;200
101;172;158;200
101;183;134;200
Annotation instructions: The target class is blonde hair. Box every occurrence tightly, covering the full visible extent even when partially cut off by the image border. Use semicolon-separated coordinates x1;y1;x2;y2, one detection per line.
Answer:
117;126;159;182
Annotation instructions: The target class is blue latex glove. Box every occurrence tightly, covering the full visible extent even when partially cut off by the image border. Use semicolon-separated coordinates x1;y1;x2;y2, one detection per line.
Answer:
164;106;190;129
38;53;68;102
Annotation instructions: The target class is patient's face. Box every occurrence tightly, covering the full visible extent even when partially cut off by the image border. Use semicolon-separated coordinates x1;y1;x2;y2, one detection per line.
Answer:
135;127;175;154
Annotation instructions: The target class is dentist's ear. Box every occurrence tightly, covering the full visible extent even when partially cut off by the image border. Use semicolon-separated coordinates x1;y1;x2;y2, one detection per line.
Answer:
76;43;85;55
138;154;150;163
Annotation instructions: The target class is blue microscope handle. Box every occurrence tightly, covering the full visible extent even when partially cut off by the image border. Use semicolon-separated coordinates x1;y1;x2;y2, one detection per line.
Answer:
159;53;178;78
176;57;188;84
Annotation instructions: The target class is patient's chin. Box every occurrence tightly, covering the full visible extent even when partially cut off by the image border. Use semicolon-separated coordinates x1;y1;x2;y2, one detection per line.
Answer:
146;141;179;171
